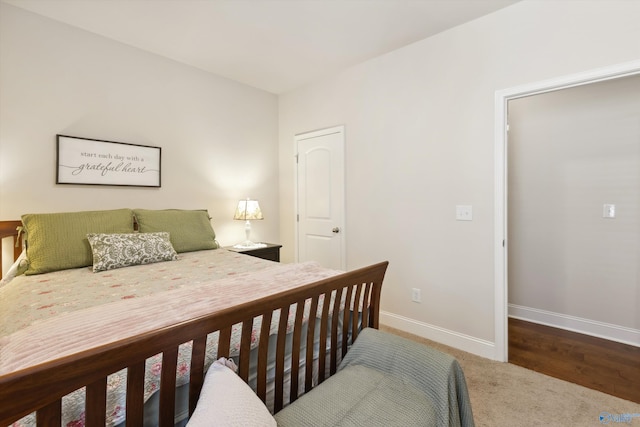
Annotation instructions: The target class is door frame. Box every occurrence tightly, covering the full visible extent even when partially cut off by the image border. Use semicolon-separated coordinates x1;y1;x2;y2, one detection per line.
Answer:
494;59;640;362
294;125;346;268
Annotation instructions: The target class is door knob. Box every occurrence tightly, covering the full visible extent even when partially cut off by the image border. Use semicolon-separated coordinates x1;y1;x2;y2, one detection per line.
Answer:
332;227;340;233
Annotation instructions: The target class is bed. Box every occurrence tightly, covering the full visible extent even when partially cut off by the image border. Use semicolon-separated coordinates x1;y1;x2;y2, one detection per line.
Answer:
0;209;389;427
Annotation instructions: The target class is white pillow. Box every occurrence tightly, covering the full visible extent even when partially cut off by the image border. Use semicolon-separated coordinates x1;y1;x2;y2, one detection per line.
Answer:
187;359;276;427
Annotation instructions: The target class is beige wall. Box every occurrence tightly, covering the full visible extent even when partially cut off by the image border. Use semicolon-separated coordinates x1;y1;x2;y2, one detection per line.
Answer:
0;3;279;262
3;0;639;356
278;0;640;356
508;75;640;337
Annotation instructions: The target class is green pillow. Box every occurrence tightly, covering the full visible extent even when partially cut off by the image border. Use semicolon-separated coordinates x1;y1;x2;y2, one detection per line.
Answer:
133;209;219;253
21;209;135;275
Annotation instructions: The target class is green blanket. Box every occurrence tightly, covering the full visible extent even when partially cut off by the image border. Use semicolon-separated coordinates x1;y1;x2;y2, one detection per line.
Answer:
274;328;475;427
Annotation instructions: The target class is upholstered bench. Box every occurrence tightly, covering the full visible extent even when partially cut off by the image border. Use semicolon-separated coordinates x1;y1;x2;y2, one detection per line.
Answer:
187;328;475;427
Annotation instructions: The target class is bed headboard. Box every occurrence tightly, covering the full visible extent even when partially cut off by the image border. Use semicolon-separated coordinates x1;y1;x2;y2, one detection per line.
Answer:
0;220;24;279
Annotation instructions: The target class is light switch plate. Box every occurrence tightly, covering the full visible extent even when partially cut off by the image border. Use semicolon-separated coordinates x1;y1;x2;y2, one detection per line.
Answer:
456;205;473;221
603;204;615;219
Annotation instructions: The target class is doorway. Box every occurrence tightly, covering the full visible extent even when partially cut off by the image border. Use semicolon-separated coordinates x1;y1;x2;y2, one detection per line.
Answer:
505;75;640;402
494;60;640;362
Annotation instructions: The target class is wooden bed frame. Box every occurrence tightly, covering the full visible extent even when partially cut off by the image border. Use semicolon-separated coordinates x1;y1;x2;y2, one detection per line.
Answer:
0;220;23;279
0;222;388;427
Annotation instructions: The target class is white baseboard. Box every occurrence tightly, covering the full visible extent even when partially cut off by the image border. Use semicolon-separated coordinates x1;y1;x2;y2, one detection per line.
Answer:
379;311;497;360
508;304;640;347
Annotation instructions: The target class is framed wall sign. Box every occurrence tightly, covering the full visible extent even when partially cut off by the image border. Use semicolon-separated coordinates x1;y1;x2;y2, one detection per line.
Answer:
56;135;161;187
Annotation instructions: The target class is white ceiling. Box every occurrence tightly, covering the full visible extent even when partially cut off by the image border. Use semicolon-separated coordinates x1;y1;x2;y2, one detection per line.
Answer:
3;0;518;94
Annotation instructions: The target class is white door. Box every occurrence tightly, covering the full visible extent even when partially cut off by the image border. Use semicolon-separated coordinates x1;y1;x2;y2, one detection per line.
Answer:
296;126;345;270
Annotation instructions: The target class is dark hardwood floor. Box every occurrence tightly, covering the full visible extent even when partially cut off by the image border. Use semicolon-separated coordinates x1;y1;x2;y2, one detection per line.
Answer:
508;317;640;404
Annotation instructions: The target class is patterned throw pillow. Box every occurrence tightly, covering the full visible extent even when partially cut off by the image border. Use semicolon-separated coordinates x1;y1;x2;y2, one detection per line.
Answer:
87;232;178;272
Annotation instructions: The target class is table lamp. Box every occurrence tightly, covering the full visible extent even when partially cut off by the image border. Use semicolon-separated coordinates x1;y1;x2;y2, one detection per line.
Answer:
233;198;266;248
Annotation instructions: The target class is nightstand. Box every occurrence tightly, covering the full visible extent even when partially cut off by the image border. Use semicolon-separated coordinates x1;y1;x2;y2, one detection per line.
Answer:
225;243;282;262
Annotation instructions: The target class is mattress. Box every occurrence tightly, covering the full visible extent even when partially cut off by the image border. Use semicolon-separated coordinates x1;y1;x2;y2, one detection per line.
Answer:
0;249;344;426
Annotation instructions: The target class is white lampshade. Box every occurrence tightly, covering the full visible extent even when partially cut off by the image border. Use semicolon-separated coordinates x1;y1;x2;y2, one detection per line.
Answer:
233;199;264;221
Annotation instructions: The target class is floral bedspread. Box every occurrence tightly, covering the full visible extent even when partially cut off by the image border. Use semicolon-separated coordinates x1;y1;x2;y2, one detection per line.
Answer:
0;249;342;427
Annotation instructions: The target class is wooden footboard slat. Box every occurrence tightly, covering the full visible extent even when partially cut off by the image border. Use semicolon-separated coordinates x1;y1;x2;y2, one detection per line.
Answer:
289;298;306;403
217;326;232;358
361;282;373;333
304;296;319;393
273;305;290;413
352;283;364;343
238;320;254;381
256;311;273;402
159;347;178;427
369;276;383;329
329;287;344;375
36;400;61;427
126;360;146;425
358;283;368;338
188;336;208;416
86;377;107;426
317;290;331;384
341;286;354;357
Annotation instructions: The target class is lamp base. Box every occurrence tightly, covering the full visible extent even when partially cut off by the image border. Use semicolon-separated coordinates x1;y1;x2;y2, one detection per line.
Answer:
233;220;266;249
233;241;267;249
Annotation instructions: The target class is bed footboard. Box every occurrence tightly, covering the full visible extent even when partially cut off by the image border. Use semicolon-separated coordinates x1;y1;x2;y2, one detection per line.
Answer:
0;261;388;426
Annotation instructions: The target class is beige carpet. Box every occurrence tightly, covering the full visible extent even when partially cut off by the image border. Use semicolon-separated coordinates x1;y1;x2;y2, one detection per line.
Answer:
380;326;640;427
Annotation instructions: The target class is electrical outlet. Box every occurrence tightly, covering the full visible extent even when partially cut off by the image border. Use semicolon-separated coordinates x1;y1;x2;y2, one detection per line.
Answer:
411;288;421;303
456;205;473;221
